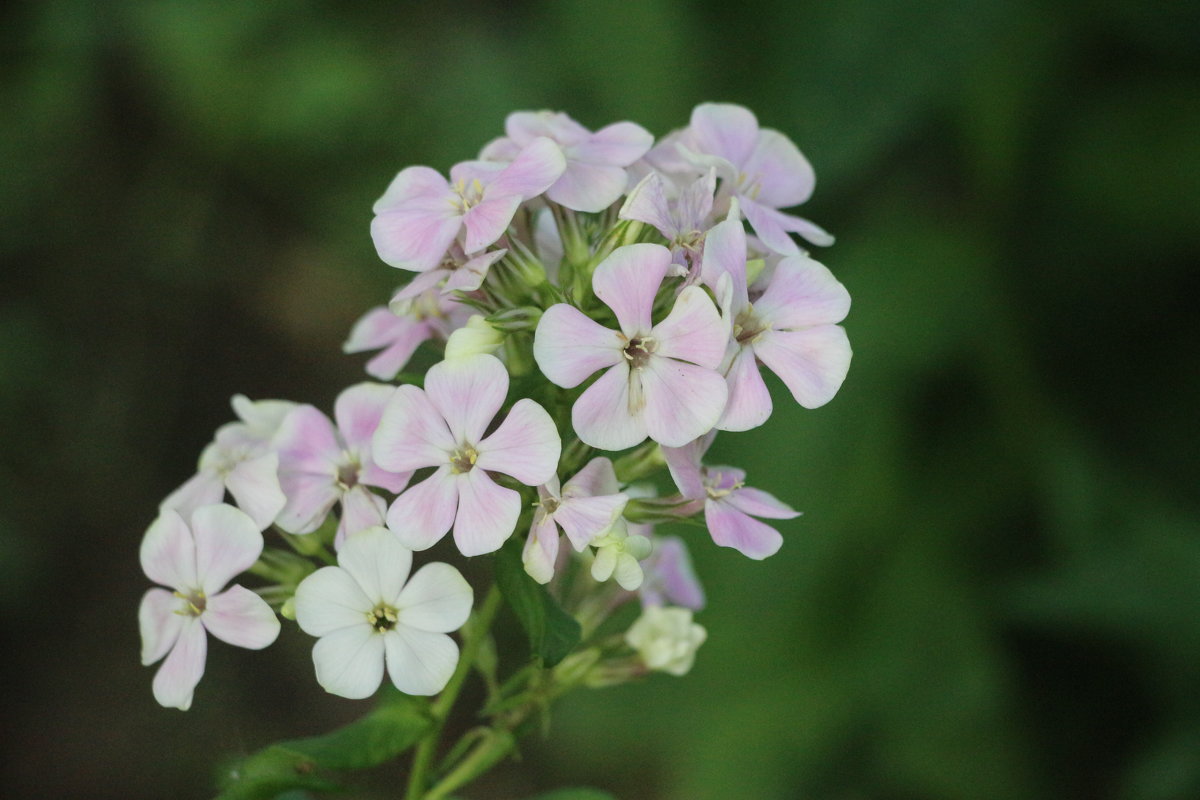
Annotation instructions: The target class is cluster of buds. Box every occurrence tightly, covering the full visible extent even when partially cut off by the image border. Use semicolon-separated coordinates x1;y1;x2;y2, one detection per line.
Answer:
138;104;851;713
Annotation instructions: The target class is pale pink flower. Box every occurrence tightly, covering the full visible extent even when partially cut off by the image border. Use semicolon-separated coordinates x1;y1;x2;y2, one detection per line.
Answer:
662;434;799;559
701;216;852;430
161;395;293;530
138;505;280;710
293;526;472;698
370;138;565;272
523;456;628;584
640;535;706;610
273;383;411;546
533;243;729;450
373;354;561;556
619;168;717;275
389;244;508;303
481;111;653;213
678;102;834;254
343;289;470;381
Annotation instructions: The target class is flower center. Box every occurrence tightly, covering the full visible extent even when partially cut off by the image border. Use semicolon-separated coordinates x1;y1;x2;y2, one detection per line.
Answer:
450;445;479;474
336;458;360;491
450;178;486;213
541;496;561;515
174;590;206;617
703;469;745;501
622;336;657;369
367;603;398;633
733;307;767;345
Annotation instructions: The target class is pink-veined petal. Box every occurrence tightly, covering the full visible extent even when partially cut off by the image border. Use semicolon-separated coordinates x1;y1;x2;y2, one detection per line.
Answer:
293;565;373;637
202;584;280;649
152;617;207;711
562;456;621;498
391;269;448;303
337;525;413;604
619;172;678;238
689;103;759;167
651;286;729;370
547;160;630;213
140;588;185;666
522;514;560;584
335;487;388;548
741;129;816;208
571;362;648;451
444;249;506;293
140;510;197;591
533;304;623;388
677;167;718;232
705;499;783;560
371;206;462;273
717;345;772;432
554;493;628;550
274;471;340;535
660;438;709;500
699;216;749;309
373;385;455;474
572;121;654;166
641;536;706;610
312;624;385;699
476;399;560;486
396;562;473;633
383;626;459;696
372;166;451;213
343;307;413;353
453;470;520;556
335;383;396;453
424;354;508;445
753;326;852;409
741;198;802;256
387;468;459;551
486;136;567;199
752;255;851;330
190;504;263;596
225;452;286;530
274;405;341;476
462;194;522;254
160;470;224;520
592;244;672;337
640;357;728;448
726;486;800;520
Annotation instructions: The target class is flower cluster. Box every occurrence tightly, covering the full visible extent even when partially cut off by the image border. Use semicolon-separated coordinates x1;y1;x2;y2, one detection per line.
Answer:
138;104;851;724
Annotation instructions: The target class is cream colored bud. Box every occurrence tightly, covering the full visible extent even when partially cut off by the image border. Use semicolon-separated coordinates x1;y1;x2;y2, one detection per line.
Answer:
625;606;707;676
444;315;504;360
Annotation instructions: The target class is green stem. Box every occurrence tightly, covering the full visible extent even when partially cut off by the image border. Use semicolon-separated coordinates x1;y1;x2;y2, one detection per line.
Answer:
405;583;503;800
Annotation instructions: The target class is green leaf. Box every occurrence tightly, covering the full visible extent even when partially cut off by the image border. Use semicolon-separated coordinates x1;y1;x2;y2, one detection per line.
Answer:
494;539;581;667
530;789;617;800
215;693;433;799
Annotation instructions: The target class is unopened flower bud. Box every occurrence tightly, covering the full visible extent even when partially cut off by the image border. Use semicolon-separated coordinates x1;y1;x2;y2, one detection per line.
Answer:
486;306;543;333
624;606;707;677
444;315;504;360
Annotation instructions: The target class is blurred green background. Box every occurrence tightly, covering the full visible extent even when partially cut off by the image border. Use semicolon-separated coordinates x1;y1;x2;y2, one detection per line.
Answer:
3;1;1198;798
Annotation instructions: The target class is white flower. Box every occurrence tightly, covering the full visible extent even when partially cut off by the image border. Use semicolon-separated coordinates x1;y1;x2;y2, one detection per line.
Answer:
293;526;473;698
624;606;707;676
590;523;652;591
138;505;281;710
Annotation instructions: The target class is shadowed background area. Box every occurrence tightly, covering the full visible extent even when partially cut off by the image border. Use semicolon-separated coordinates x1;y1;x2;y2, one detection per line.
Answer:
2;1;1198;798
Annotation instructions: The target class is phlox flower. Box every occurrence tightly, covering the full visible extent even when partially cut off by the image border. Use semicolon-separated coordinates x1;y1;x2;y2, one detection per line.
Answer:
678;102;834;254
702;215;852;430
619;168;717;275
139;504;280;710
343;289;469;381
523;456;628;584
373;354;560;556
389;244;509;303
639;535;706;610
161;395;293;530
273;383;411;546
662;433;799;559
481;110;653;213
625;605;707;677
293;526;472;698
370;138;565;273
533;243;729;451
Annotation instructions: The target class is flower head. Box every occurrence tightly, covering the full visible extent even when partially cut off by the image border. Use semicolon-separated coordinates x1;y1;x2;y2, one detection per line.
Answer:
373;354;561;556
625;605;706;676
344;289;470;380
138;505;280;710
293;526;473;698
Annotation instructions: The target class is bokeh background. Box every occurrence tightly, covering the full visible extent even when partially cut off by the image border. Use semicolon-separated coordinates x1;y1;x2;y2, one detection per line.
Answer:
3;1;1198;798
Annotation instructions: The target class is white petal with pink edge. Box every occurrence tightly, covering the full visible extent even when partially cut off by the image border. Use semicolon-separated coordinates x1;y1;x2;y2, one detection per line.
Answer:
373;385;456;474
226;452;286;531
453;470;520;556
275;471;340;535
139;588;185;666
387;468;459;551
554;493;628;551
533;304;623;388
476;399;560;486
717;345;773;432
704;499;783;560
140;510;197;591
752;255;851;330
753;325;852;409
741;129;816;208
651;286;729;370
639;357;728;448
191;504;263;596
152;617;207;711
726;486;801;520
334;383;396;454
424;354;509;445
337;526;413;604
592;244;672;337
571;362;647;451
689;103;759;167
202;585;280;650
371;207;462;272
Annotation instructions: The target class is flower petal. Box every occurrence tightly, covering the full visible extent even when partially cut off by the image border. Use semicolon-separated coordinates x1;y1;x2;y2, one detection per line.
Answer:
152;617;207;711
462;193;522;254
573;121;654;166
641;536;706;610
140;510;197;591
705;499;783;560
334;382;396;453
741;129;816;208
651;285;729;370
337;525;413;604
476;399;561;486
562;456;621;498
371;199;461;272
335;486;388;548
202;584;280;649
384;626;460;696
547;160;630;213
387;468;459;551
725;486;800;520
275;471;341;535
555;493;628;551
160;470;224;521
312;624;386;699
689;103;759;167
640;357;728;447
571;362;647;451
533;304;623;388
373;385;456;473
372;166;451;213
396;562;473;633
274;405;341;476
618;172;678;238
717;345;772;432
139;588;184;666
294;565;373;637
660;437;710;500
699;216;749;309
453;470;520;556
740;198;801;256
225;452;286;530
522;514;560;584
592;243;672;337
753;326;852;409
424;354;508;445
752;255;851;330
190;504;264;596
486;136;567;199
